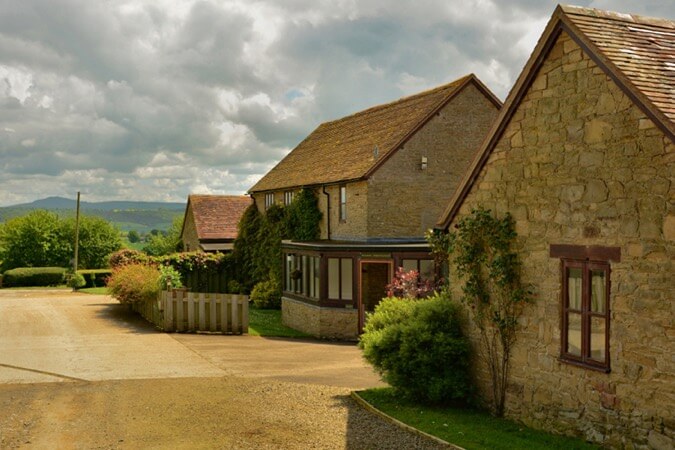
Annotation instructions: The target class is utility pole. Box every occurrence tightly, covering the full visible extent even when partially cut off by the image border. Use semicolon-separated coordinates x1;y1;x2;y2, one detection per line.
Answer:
74;191;80;272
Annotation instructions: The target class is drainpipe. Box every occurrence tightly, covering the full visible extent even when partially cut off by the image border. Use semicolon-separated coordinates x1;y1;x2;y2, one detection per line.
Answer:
322;185;331;240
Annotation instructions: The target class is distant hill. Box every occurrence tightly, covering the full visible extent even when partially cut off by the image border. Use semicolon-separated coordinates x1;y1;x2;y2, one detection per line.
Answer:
11;196;185;211
0;196;186;233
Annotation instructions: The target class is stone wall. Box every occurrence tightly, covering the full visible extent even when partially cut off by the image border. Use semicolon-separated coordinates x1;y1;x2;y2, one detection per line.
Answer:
282;297;358;340
181;206;199;252
368;82;499;238
448;31;674;448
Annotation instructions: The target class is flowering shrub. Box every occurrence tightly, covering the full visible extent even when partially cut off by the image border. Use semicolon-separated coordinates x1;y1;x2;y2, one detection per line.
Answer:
107;263;160;304
386;267;439;299
108;248;148;268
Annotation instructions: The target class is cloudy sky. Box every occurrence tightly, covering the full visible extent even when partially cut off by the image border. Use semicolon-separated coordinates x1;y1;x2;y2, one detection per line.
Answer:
0;0;671;206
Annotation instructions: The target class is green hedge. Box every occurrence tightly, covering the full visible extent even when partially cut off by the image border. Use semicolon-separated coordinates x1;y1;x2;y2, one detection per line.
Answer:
2;267;67;287
77;269;112;288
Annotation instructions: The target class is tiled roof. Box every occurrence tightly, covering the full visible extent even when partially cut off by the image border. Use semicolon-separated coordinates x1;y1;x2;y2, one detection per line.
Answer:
249;74;500;192
436;5;675;230
562;5;675;124
188;195;252;240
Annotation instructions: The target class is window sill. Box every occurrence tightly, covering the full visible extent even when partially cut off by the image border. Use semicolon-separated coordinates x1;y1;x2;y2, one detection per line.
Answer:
559;356;610;373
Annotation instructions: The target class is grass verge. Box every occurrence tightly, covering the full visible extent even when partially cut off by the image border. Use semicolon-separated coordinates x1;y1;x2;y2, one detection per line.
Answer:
358;388;598;450
248;307;312;338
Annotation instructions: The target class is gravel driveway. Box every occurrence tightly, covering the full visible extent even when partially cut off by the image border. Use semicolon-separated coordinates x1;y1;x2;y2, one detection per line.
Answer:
0;290;447;449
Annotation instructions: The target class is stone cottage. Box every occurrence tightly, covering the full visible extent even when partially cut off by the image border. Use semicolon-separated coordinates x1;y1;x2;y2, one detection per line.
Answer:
180;194;252;252
249;74;501;339
436;6;673;449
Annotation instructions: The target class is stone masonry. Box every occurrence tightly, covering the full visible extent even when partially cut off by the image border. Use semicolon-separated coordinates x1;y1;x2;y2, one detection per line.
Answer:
449;31;674;449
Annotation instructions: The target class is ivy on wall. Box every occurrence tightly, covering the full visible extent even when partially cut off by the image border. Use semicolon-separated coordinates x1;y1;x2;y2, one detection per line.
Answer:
232;188;322;296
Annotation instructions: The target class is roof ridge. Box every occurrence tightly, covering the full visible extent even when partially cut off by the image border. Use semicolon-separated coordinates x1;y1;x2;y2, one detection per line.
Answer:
561;4;675;29
321;74;472;127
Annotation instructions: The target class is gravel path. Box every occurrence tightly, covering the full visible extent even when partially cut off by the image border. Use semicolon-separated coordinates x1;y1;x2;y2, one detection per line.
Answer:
0;377;447;449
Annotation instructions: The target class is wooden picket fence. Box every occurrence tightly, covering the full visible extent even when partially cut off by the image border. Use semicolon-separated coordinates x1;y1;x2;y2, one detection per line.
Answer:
132;289;249;334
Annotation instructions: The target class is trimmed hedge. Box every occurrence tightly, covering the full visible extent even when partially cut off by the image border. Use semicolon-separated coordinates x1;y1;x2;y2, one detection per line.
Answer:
2;267;67;287
77;269;112;288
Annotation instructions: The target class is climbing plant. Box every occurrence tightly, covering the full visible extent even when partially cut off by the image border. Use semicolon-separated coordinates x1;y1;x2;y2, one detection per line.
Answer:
285;188;322;241
430;208;533;417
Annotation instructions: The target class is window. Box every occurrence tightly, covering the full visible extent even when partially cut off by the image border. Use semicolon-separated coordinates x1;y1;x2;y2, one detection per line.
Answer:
328;257;353;300
284;253;319;299
401;259;435;281
551;244;619;372
339;185;347;222
284;190;295;206
561;260;610;371
265;193;275;210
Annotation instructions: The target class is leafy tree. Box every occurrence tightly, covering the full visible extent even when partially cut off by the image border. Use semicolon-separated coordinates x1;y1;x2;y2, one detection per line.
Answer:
143;216;183;256
0;210;66;270
61;216;123;269
127;230;140;243
0;210;122;271
232;204;263;292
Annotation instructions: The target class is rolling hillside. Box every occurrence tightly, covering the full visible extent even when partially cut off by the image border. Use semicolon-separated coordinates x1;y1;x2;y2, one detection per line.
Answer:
0;197;186;233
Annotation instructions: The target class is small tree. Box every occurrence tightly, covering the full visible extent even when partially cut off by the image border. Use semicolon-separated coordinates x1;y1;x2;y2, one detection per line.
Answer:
127;230;141;243
143;216;183;256
432;208;533;416
232;204;263;292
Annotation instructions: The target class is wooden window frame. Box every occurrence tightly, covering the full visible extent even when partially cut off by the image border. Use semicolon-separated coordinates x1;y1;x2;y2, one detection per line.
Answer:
560;259;611;373
284;190;295;206
264;193;274;210
339;185;347;222
327;256;354;301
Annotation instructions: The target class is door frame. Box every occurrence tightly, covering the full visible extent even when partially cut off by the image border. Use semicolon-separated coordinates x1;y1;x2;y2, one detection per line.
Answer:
357;259;394;333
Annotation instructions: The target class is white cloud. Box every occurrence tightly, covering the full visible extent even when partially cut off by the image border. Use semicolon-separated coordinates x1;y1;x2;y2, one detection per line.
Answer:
0;0;670;206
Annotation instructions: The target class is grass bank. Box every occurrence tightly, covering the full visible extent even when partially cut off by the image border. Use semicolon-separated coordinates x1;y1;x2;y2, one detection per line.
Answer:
358;388;598;450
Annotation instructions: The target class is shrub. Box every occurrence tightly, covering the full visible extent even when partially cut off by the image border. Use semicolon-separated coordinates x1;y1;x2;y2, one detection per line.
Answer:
108;248;147;268
77;269;112;288
250;278;281;309
227;280;243;294
107;263;160;304
159;265;183;290
359;293;472;405
2;267;67;287
67;272;87;289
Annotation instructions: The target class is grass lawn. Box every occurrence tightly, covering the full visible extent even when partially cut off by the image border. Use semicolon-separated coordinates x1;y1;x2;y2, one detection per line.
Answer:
79;287;108;295
358;388;598;450
248;307;312;338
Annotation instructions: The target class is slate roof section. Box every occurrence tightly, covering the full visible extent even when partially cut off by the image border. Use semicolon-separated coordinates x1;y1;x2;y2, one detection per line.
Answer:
249;74;501;193
187;195;252;240
435;5;675;231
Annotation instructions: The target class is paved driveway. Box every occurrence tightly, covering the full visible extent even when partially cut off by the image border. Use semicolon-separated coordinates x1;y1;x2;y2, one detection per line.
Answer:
0;289;382;388
0;290;450;449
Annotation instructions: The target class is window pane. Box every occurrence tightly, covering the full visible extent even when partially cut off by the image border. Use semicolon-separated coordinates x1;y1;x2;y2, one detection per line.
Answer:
567;312;582;357
590;317;606;361
302;255;308;295
341;258;353;300
402;259;417;273
567;267;582;310
420;260;434;281
328;258;339;299
313;257;320;299
591;270;606;313
285;254;292;291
